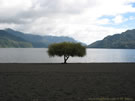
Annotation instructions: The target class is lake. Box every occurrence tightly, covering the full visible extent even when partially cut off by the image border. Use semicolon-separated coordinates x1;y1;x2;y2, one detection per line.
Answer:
0;48;135;63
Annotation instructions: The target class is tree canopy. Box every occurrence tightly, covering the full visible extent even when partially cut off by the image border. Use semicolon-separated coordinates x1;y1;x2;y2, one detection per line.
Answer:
48;42;86;63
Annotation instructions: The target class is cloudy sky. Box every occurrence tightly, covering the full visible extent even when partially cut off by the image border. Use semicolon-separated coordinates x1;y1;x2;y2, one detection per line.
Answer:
0;0;135;44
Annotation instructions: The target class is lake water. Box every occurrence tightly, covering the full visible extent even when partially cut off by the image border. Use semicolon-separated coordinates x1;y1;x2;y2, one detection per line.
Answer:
0;48;135;63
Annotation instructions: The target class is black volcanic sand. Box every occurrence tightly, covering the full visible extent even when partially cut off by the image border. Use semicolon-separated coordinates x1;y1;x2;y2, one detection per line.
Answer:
0;63;135;101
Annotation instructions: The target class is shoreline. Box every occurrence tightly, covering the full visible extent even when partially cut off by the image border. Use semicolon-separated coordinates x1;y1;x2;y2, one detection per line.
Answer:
0;63;135;72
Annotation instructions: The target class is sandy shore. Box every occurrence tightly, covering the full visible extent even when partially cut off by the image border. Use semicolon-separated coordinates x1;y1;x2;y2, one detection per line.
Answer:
0;63;135;101
0;63;135;72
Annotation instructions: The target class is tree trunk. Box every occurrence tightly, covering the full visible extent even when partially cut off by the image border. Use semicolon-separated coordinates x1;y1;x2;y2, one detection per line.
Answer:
64;55;69;64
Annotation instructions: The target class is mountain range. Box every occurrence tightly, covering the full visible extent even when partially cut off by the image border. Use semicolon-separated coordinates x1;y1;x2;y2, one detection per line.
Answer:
0;28;84;48
1;28;135;48
88;29;135;49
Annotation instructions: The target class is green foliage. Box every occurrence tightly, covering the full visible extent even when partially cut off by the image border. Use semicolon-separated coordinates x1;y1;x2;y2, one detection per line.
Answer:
48;42;86;63
48;42;86;57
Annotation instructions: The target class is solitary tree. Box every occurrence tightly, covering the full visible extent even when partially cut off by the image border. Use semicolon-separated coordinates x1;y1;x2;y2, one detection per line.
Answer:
48;42;86;64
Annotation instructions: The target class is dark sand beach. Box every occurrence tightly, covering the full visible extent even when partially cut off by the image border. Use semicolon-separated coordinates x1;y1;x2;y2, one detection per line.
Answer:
0;63;135;101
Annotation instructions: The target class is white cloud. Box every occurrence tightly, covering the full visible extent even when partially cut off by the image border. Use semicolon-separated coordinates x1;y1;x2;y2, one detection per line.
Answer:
112;15;128;24
129;16;135;20
0;0;135;44
97;19;110;25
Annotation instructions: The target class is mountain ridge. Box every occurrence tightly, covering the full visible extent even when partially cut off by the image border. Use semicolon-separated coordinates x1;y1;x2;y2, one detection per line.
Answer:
88;29;135;49
0;30;33;48
0;28;85;48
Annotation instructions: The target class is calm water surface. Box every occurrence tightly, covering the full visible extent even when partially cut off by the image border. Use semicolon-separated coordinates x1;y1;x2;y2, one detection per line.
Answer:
0;48;135;63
